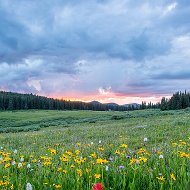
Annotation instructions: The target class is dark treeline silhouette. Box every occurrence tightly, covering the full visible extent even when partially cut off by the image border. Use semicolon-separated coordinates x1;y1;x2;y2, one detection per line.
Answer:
160;91;190;111
0;91;160;111
0;91;131;111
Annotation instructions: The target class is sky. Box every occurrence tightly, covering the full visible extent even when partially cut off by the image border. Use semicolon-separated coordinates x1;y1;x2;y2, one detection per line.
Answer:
0;0;190;104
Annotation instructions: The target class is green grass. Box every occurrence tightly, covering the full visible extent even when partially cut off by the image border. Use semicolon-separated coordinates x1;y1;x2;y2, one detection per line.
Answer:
0;109;190;189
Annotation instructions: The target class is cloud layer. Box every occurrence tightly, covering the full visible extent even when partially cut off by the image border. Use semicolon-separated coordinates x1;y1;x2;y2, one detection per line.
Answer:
0;0;190;104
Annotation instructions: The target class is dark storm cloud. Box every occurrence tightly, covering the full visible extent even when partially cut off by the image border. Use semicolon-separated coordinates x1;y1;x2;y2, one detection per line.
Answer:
0;0;190;99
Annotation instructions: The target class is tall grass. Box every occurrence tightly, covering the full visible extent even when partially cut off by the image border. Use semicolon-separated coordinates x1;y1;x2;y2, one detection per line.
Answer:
0;109;190;189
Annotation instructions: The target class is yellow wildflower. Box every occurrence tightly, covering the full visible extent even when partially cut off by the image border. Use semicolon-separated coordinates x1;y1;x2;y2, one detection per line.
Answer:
114;150;121;155
170;173;176;181
57;167;62;172
94;174;101;179
77;169;82;177
63;170;67;174
54;184;62;189
120;144;128;148
96;158;108;164
156;176;165;181
91;153;97;158
4;163;10;168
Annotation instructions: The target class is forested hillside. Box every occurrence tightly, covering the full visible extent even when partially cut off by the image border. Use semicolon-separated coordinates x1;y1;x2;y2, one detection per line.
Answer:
160;91;190;110
0;91;130;111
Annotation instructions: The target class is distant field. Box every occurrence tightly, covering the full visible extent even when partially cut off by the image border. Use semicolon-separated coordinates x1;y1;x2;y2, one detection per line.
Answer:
0;109;190;133
0;110;125;133
1;109;190;189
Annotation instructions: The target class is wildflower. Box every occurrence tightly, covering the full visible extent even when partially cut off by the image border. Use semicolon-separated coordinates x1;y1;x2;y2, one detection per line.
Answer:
159;155;164;159
170;173;176;181
27;164;31;168
94;174;101;179
48;148;56;155
126;155;131;159
129;158;139;165
43;161;52;166
179;151;189;158
63;170;67;174
144;138;148;142
99;140;102;144
96;158;108;164
20;157;24;162
139;157;147;163
119;165;125;169
92;183;104;190
105;166;109;171
75;150;80;155
18;163;23;168
156;176;165;181
54;184;61;189
26;183;32;190
10;184;14;189
91;153;97;158
114;150;121;155
11;161;16;165
65;151;73;156
120;144;128;148
13;149;18;154
77;169;82;177
137;148;149;155
4;163;10;168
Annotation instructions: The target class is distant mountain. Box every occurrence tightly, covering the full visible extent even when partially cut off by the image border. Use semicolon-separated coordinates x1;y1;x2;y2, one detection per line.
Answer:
104;103;119;107
89;101;102;105
123;103;141;108
90;101;140;108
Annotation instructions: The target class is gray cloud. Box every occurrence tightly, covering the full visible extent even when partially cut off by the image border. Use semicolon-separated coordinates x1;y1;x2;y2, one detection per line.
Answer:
0;0;190;101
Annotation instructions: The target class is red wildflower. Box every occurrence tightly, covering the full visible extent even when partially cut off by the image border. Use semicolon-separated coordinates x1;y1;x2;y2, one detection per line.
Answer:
92;183;104;190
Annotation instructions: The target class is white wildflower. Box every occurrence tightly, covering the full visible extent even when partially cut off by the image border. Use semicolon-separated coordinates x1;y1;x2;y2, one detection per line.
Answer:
13;149;18;154
27;163;31;168
106;165;109;171
20;157;24;162
26;183;32;190
11;161;16;165
144;138;148;142
18;163;22;167
159;155;164;159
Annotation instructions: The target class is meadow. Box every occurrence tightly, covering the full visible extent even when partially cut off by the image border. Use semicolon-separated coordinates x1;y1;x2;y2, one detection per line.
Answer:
0;108;190;190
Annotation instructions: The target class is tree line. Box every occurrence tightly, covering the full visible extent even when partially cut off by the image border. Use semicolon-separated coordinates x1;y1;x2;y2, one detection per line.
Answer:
0;91;162;111
0;91;131;111
160;91;190;111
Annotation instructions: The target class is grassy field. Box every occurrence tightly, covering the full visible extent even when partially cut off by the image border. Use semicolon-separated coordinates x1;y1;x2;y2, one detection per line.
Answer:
0;109;190;189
